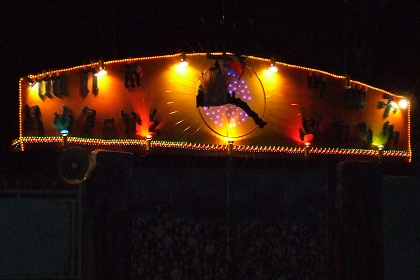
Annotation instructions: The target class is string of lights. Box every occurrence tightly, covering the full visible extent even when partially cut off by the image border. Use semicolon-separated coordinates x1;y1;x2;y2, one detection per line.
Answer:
12;136;410;159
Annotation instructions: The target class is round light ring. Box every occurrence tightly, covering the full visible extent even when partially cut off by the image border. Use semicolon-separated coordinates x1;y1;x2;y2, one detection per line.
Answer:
197;64;266;139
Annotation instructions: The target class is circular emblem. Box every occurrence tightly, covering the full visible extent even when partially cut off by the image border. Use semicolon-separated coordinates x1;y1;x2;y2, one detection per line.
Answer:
196;58;266;139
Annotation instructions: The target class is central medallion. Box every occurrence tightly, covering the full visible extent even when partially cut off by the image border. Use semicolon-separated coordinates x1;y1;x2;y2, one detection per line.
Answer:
196;56;266;139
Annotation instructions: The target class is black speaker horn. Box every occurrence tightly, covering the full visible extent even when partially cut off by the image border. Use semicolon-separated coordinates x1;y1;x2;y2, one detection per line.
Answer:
57;147;95;184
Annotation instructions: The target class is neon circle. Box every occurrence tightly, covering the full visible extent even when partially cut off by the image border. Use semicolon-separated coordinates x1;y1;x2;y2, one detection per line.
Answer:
198;64;266;139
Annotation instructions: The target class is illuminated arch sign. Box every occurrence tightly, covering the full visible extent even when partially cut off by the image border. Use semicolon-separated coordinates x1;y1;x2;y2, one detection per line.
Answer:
14;53;411;161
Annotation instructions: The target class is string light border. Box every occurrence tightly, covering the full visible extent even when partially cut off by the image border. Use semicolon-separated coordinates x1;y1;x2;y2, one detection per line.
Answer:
12;136;410;160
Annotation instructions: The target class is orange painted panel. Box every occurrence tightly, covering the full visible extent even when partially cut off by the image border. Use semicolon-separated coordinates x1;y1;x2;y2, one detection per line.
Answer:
16;53;411;160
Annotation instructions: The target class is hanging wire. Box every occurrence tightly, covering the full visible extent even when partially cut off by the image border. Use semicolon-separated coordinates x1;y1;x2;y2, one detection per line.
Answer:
226;128;230;276
222;0;226;54
112;1;116;59
226;157;230;278
344;0;349;77
223;0;230;277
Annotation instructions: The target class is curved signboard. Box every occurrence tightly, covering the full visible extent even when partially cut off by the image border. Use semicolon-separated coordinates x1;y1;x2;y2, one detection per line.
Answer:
14;53;411;161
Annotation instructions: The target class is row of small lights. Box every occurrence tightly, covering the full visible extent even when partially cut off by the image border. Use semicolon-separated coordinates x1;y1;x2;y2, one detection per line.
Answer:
20;52;410;115
13;136;410;159
21;52;408;100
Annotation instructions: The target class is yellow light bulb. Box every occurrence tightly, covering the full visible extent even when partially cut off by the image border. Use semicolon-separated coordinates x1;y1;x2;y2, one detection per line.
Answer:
398;99;408;109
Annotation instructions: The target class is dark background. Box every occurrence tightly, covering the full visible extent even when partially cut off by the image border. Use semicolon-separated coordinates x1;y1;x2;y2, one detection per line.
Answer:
0;2;419;278
1;0;419;156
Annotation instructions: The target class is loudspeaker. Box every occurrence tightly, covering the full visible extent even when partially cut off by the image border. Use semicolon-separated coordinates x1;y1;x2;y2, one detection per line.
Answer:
57;147;95;184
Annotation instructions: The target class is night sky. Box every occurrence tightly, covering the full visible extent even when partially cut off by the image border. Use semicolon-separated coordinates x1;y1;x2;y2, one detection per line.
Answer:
1;0;419;156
